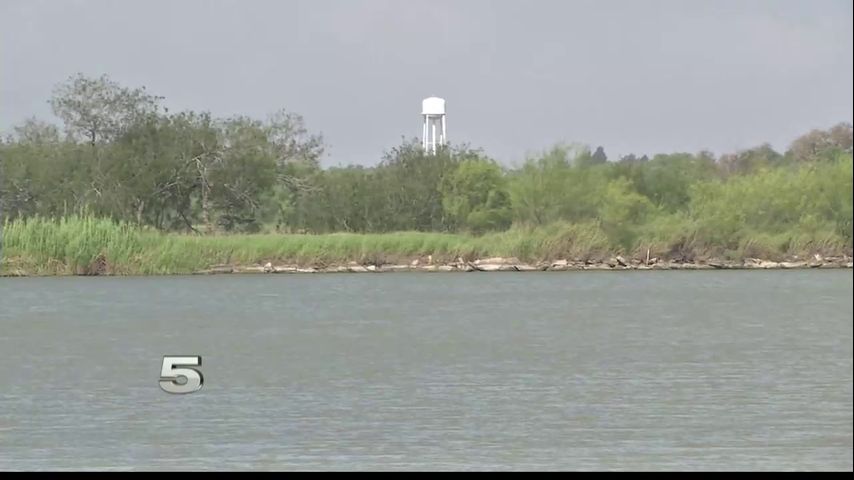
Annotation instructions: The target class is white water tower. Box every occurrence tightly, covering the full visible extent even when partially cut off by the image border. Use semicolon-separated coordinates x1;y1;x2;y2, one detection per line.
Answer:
422;97;446;155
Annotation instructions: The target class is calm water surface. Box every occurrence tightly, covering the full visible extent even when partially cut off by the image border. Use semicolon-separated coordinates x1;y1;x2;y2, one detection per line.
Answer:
0;270;851;471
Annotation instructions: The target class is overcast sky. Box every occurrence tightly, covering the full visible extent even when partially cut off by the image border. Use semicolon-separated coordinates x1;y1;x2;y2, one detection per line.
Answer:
2;0;852;165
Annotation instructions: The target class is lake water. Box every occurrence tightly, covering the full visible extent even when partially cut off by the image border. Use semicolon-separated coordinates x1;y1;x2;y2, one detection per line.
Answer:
0;270;851;471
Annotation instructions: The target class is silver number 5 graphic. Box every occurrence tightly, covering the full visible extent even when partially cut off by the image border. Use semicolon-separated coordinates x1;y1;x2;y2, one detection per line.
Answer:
159;356;204;394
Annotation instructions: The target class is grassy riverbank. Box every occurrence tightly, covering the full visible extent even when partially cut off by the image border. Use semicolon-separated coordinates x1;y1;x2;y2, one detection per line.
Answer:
1;216;851;276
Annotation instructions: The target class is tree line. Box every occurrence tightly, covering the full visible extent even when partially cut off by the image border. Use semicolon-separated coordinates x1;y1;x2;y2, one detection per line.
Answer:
1;74;852;252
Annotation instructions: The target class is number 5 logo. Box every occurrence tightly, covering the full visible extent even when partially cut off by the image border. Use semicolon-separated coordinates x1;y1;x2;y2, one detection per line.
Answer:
159;356;204;394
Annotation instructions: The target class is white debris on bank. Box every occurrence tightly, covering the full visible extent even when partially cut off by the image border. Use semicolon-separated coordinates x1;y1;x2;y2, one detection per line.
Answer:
194;255;854;275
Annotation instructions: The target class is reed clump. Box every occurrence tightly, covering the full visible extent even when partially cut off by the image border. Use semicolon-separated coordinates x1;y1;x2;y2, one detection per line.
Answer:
2;215;850;276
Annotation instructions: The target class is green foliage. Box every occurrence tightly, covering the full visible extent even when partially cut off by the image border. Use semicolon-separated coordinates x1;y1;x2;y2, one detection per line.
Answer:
630;152;719;211
688;154;853;253
508;144;609;225
1;74;851;269
598;178;656;250
719;144;783;176
440;157;511;232
49;73;163;145
1;217;610;274
2;216;144;274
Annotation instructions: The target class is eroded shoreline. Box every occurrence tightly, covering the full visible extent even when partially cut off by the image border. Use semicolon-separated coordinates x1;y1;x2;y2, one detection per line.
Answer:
197;255;854;275
3;254;852;277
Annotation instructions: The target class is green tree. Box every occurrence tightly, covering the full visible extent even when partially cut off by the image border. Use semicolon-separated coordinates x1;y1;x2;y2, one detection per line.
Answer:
440;157;511;232
209;117;278;232
787;122;853;162
631;152;719;211
373;139;461;231
265;110;325;231
105;111;220;230
508;144;610;225
719;144;782;176
598;178;655;249
590;146;608;164
49;73;163;145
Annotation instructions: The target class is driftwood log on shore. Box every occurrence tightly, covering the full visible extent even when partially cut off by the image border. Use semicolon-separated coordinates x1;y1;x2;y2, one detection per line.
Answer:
194;255;854;275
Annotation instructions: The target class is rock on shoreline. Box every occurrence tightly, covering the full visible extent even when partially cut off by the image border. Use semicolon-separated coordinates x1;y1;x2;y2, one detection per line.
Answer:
195;255;854;275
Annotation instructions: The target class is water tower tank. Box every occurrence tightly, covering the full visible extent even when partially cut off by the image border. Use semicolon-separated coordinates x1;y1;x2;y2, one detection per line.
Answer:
422;97;446;115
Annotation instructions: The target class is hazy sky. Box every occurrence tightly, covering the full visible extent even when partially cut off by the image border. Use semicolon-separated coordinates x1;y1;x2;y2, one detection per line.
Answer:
2;0;852;165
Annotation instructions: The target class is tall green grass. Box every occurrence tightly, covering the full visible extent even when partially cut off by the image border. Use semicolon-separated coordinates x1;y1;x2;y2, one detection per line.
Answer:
0;217;615;275
1;215;850;276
